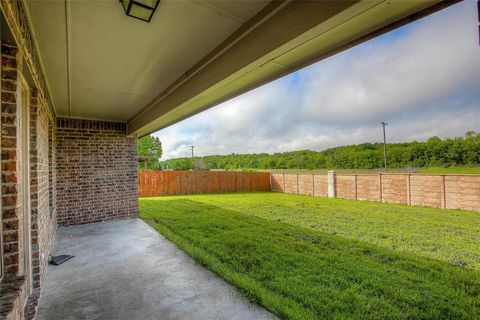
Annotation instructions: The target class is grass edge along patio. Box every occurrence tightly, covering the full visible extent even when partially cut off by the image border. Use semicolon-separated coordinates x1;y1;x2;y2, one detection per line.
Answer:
140;192;480;320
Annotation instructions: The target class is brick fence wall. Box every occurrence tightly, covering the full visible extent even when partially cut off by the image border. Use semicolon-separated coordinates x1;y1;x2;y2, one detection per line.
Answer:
56;118;138;226
271;172;480;212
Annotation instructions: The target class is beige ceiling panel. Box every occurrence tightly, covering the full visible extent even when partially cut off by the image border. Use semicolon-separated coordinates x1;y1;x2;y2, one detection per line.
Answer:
49;83;69;116
25;0;270;121
33;40;68;112
70;85;152;122
25;0;66;44
69;0;242;98
194;0;269;22
25;0;68;114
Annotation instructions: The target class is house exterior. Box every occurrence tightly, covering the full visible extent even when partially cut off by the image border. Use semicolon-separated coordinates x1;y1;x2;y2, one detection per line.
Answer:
0;0;457;319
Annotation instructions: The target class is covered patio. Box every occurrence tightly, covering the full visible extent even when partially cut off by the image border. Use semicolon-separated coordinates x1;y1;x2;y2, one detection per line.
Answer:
0;0;459;319
35;219;275;320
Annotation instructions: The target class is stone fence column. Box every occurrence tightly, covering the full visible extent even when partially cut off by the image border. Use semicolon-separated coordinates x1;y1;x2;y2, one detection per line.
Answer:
327;170;336;198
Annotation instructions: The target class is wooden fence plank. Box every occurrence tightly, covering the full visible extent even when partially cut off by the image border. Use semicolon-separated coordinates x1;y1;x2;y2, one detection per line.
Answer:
138;170;271;197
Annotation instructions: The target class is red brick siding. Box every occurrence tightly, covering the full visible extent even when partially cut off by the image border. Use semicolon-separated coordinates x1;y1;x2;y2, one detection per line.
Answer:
56;118;138;226
1;44;24;276
381;174;408;204
0;276;26;320
1;4;59;318
29;90;56;290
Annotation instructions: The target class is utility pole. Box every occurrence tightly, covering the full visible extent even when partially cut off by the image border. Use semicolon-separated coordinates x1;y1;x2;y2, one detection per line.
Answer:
190;145;195;170
190;145;195;159
381;122;388;172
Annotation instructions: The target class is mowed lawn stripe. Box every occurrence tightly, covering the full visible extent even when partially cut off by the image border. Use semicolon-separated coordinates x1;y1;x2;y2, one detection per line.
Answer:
148;193;480;270
140;195;480;320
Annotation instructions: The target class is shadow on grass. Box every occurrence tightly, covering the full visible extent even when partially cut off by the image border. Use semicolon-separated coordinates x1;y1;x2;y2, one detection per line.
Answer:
140;198;480;320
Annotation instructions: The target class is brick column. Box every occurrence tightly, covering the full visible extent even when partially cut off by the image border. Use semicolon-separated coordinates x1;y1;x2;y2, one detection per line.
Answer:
1;44;24;276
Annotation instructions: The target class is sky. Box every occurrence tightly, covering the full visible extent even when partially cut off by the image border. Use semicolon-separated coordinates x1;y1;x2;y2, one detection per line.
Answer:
155;1;480;160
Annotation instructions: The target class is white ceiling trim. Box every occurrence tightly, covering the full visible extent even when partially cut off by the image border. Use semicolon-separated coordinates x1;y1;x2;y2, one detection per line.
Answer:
22;1;59;113
65;0;72;117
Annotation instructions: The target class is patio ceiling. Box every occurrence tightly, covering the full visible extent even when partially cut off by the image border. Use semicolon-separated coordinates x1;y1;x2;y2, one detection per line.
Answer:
24;0;454;137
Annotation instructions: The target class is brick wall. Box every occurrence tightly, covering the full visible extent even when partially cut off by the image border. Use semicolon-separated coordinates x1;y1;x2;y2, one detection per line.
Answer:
410;175;443;208
381;174;408;205
56;118;138;226
298;174;314;196
0;44;29;320
271;173;328;197
356;175;379;201
270;173;285;192
271;172;480;212
313;174;327;197
284;174;298;194
1;43;139;319
335;175;356;200
0;276;26;320
29;90;56;290
1;44;23;277
445;175;479;211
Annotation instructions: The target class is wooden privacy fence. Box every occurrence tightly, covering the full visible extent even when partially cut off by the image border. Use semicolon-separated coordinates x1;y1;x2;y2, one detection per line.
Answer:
138;170;271;197
271;172;480;212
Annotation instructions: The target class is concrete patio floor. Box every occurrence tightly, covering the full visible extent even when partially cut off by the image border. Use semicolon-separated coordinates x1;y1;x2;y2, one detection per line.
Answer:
36;219;276;320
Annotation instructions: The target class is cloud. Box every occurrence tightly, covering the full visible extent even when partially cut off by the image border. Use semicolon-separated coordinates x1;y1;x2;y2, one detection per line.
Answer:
155;2;480;159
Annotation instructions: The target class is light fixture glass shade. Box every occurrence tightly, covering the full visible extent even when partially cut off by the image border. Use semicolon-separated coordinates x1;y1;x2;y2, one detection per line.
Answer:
120;0;160;22
122;0;130;12
137;0;158;7
130;3;153;21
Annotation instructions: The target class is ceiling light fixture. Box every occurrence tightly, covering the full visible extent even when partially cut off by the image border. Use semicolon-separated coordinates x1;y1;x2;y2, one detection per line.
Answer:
119;0;160;22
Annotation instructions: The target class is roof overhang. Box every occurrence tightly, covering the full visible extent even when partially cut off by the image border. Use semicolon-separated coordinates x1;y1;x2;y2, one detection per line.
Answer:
22;0;458;137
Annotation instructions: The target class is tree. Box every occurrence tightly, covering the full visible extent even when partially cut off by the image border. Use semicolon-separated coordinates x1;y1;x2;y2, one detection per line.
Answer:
159;131;479;171
138;135;162;169
194;158;207;170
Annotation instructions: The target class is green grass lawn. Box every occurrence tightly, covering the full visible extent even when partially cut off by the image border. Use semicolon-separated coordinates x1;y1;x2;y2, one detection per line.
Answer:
140;193;480;320
241;165;480;174
416;166;480;174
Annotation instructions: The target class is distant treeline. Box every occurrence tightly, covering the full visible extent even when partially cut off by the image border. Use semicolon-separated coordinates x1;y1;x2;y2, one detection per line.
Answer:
160;131;480;171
